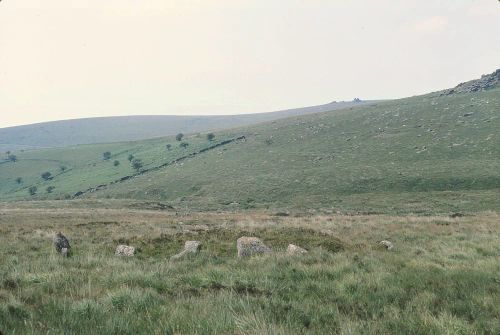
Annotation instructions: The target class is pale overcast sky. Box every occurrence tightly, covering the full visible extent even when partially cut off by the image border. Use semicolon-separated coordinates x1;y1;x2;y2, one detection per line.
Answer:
0;0;499;128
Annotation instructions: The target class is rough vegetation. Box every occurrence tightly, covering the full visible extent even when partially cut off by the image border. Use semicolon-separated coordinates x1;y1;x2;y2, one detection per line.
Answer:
0;205;498;334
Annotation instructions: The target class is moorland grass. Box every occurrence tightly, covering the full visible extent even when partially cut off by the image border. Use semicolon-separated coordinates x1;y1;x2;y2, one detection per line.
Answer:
0;206;498;334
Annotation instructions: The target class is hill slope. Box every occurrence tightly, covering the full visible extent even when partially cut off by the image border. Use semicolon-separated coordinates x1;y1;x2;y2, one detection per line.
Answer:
0;101;371;151
0;70;499;214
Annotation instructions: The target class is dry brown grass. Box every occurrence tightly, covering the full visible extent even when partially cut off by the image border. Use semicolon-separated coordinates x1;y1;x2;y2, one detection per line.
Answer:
1;203;499;251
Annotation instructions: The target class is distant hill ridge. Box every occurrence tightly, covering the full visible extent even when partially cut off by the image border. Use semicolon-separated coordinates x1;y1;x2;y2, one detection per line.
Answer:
0;100;372;151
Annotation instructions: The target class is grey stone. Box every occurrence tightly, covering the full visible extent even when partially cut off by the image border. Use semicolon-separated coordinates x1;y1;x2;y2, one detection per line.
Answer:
115;245;135;257
184;241;201;253
237;237;272;257
379;240;394;251
287;244;308;255
171;241;201;260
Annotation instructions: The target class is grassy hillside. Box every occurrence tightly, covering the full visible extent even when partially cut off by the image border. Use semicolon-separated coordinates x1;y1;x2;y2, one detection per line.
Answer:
0;77;499;214
0;133;241;201
0;101;371;150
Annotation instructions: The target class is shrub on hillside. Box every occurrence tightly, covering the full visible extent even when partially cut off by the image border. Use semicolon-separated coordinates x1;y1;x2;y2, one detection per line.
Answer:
59;166;67;172
15;177;22;184
113;160;120;167
28;186;37;196
8;154;17;162
131;158;143;172
176;133;184;141
207;133;215;141
166;144;172;151
46;186;55;193
41;172;52;180
127;154;134;162
180;142;189;148
102;152;112;160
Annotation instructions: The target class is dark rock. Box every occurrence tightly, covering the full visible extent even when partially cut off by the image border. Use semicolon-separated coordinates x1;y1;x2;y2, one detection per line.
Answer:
441;69;500;96
53;232;71;255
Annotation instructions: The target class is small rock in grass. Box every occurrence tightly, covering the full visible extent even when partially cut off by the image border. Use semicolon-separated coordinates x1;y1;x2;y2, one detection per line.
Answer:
170;241;202;260
53;232;71;255
379;240;394;251
184;241;201;253
237;237;272;257
287;244;308;255
115;245;135;257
